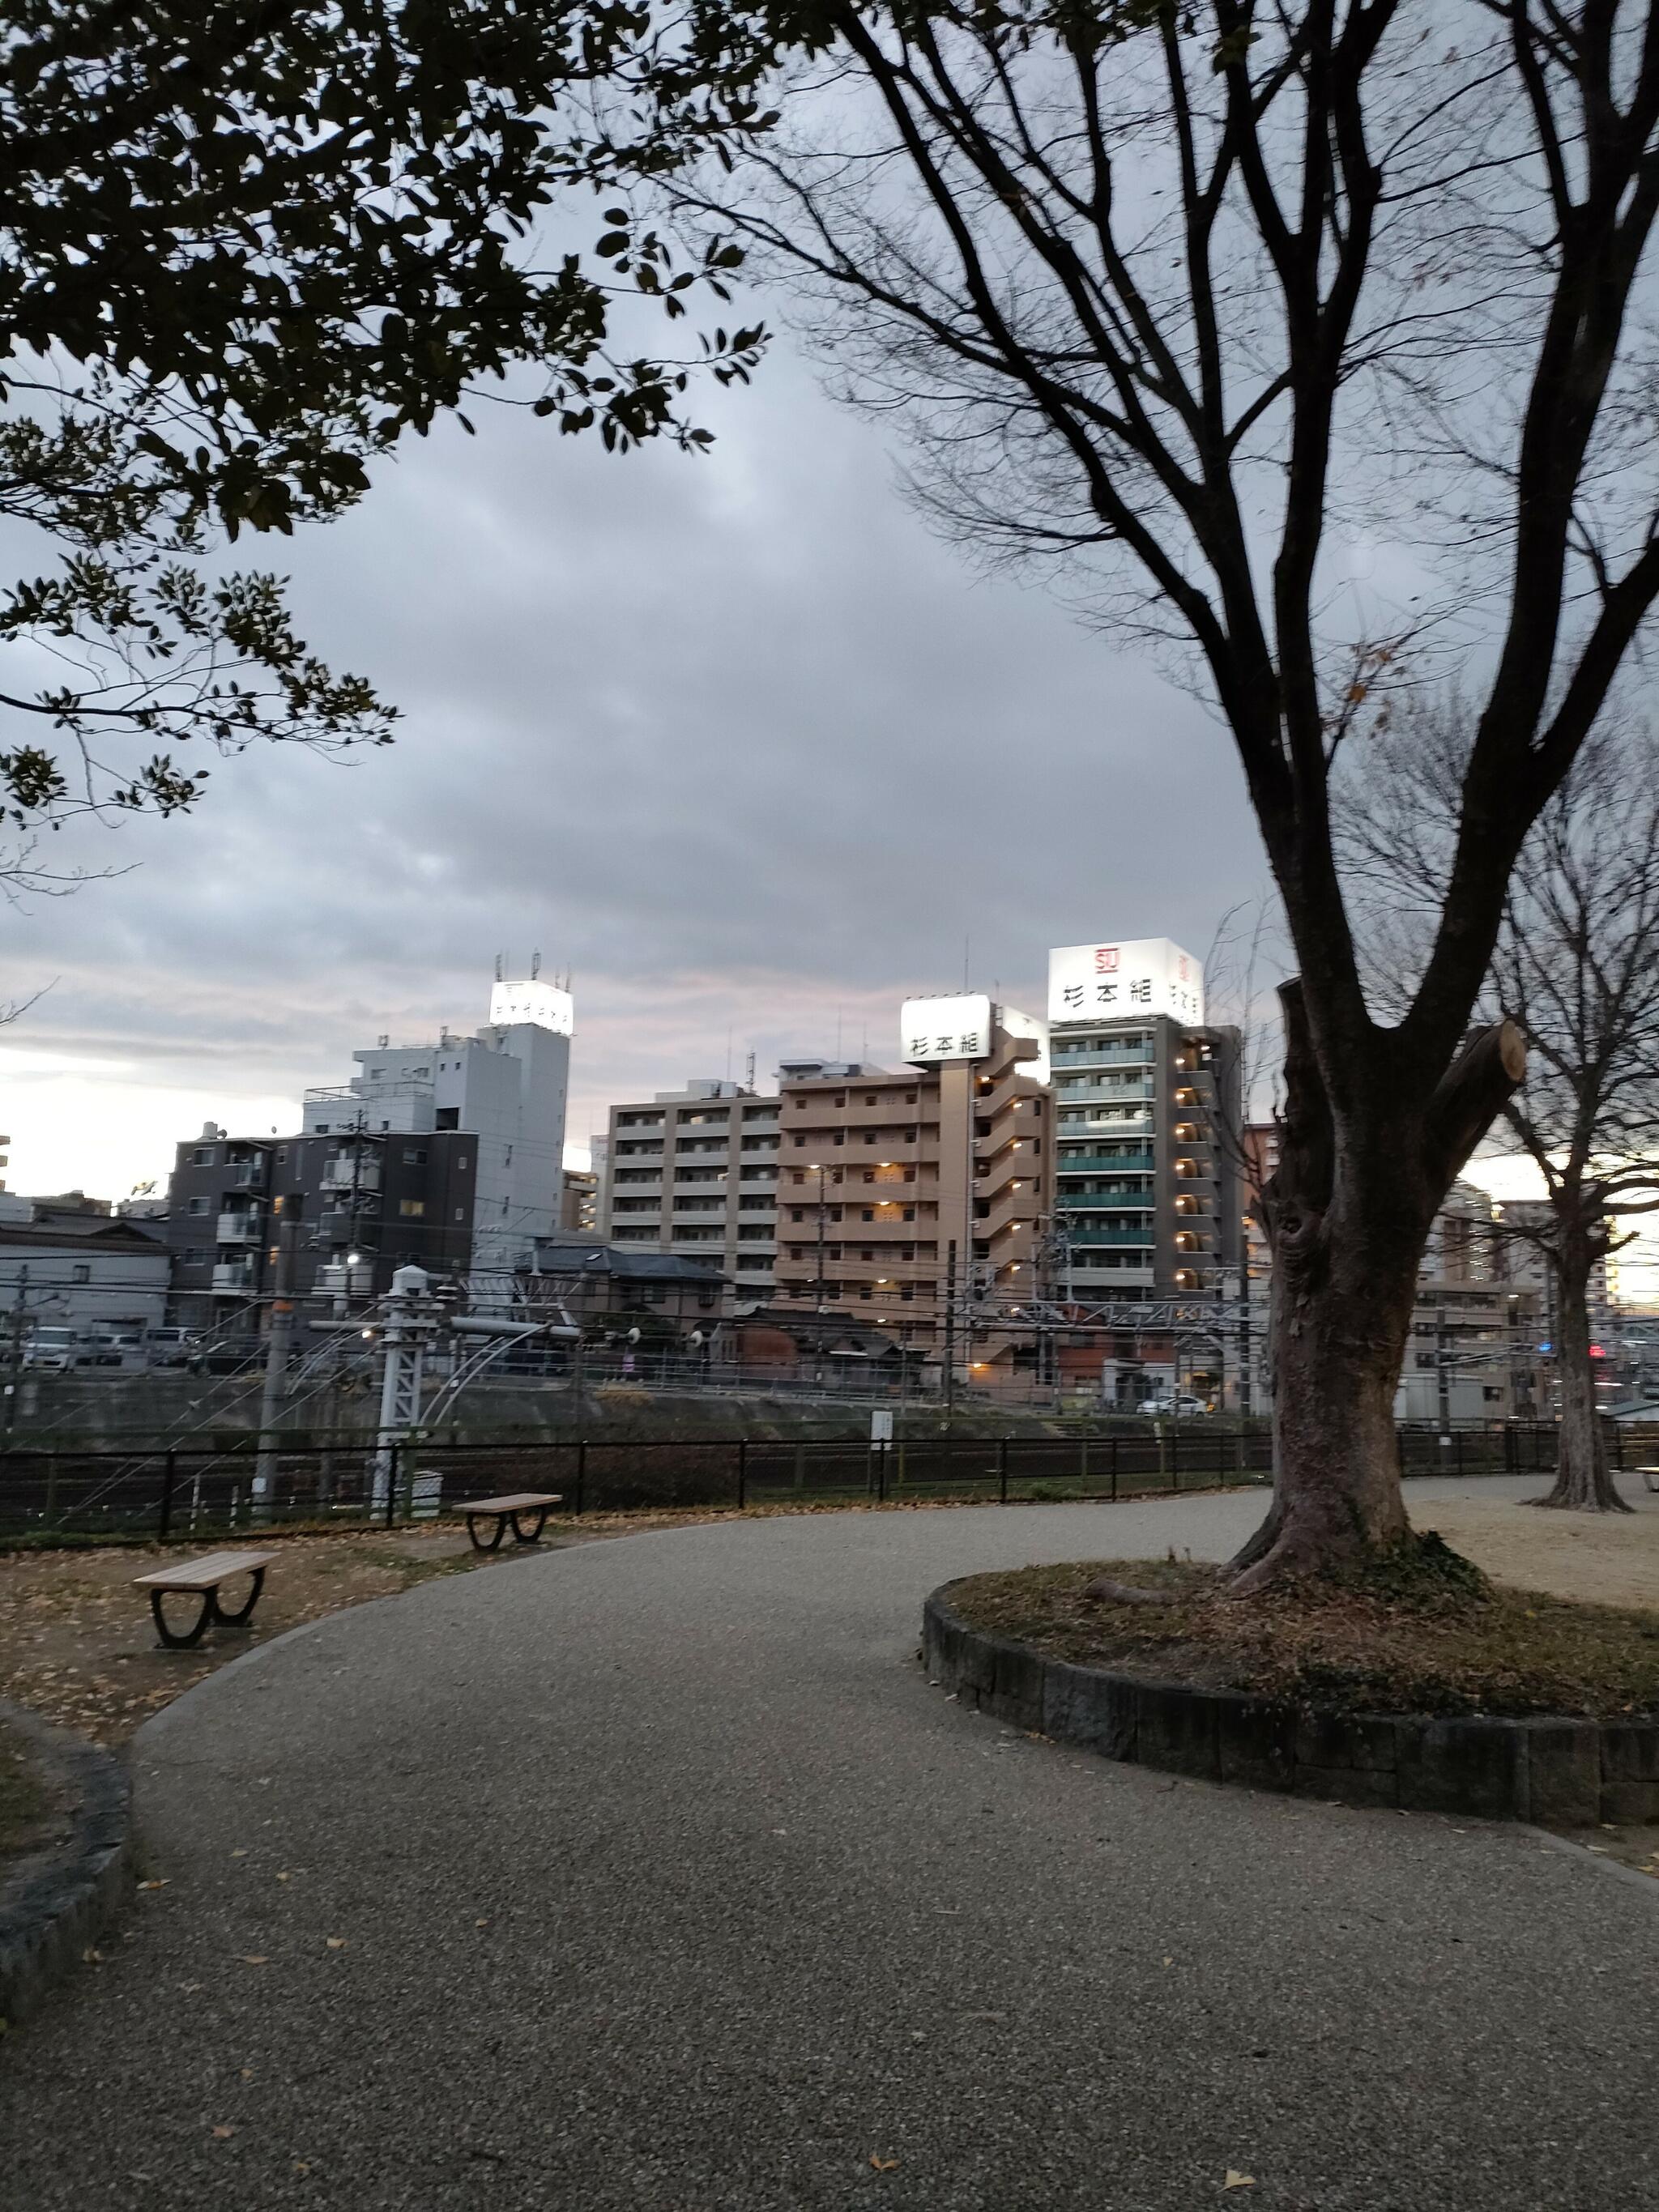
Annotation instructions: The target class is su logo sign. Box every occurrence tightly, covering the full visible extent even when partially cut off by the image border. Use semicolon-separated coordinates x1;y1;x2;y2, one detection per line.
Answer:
1094;946;1120;974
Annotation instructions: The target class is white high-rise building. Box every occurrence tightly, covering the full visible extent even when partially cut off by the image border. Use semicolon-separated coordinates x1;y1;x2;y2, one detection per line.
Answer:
302;977;572;1288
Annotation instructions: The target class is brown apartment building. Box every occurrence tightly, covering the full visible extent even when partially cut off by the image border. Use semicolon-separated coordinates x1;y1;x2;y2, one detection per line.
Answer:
772;1003;1051;1375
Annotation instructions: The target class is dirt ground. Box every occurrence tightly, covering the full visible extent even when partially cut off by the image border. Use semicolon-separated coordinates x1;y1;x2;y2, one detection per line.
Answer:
1411;1488;1659;1610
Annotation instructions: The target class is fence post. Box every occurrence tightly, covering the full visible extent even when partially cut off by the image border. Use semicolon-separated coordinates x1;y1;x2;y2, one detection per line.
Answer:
158;1450;177;1545
1111;1436;1118;1504
1170;1428;1179;1494
385;1442;399;1528
876;1446;887;1505
1455;1430;1464;1477
736;1438;748;1511
575;1439;587;1518
1613;1423;1624;1473
998;1437;1009;1505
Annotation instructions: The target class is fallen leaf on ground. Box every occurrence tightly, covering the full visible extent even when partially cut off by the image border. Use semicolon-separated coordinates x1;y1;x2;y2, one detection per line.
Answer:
1223;2172;1256;2189
211;2126;236;2141
240;2068;254;2081
81;1947;102;1964
870;2155;900;2172
275;1871;291;1882
239;1955;269;1967
230;1849;248;1859
325;1937;347;1950
137;1879;168;1892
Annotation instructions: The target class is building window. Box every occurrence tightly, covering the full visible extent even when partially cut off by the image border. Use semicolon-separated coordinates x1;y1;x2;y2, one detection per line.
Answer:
403;1148;428;1166
71;1263;90;1283
794;1135;806;1148
399;1200;426;1218
455;1208;465;1221
436;1107;459;1131
187;1196;211;1216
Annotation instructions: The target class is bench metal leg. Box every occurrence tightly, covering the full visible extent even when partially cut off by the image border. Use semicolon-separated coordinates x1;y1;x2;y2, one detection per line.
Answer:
509;1510;549;1545
211;1566;267;1628
466;1514;506;1553
151;1589;214;1650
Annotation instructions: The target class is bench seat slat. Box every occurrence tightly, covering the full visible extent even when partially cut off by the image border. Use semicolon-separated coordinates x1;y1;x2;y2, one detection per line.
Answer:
134;1549;275;1590
458;1493;562;1515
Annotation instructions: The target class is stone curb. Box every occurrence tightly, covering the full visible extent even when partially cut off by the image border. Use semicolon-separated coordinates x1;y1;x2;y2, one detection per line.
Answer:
922;1584;1659;1825
0;1701;132;2032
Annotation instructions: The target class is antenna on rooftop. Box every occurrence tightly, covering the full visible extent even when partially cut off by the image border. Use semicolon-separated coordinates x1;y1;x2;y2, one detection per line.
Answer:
531;949;541;980
493;953;503;983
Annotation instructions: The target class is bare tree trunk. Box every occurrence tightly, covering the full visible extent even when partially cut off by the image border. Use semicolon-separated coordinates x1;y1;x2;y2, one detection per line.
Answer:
1534;1226;1631;1512
1232;984;1526;1590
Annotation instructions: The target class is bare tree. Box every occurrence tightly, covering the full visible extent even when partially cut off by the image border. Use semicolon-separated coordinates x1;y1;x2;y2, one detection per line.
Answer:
1346;710;1659;1511
625;2;1659;1582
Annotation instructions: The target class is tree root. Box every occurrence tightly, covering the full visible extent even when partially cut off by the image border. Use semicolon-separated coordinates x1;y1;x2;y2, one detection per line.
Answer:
1081;1577;1173;1606
1527;1487;1636;1515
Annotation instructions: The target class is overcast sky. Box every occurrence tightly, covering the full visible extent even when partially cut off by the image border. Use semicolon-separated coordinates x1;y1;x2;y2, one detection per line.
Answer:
0;339;1273;1200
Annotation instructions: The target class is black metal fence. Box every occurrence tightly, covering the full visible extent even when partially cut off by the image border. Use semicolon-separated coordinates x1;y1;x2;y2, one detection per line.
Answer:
0;1419;1622;1544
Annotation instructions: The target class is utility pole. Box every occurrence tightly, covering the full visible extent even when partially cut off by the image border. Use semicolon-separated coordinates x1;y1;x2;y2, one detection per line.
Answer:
812;1164;828;1387
254;1196;302;1509
1235;1264;1253;1421
943;1239;957;1417
3;1265;28;1436
1436;1297;1452;1449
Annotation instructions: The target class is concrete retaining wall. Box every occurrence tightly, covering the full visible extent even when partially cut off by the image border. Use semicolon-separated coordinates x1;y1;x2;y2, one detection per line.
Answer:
0;1703;131;2029
923;1584;1659;1826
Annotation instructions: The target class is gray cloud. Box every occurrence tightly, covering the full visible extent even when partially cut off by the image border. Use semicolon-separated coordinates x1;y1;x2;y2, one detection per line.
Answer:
0;343;1263;1184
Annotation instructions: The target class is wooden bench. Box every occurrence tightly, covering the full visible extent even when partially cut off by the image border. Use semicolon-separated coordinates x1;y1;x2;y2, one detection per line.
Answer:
1638;1465;1659;1494
454;1493;563;1552
133;1549;275;1649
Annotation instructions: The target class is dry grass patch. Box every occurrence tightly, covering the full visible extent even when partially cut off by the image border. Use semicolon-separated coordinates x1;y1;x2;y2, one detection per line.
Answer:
951;1544;1659;1720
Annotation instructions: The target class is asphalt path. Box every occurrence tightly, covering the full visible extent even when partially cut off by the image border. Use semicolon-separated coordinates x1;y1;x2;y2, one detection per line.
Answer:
2;1481;1655;2210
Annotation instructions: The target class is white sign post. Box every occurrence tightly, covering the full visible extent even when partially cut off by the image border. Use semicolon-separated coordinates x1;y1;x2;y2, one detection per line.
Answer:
899;993;994;1063
1047;938;1206;1025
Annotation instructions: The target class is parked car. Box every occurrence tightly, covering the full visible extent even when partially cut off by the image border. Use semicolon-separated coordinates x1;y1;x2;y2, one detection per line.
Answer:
74;1328;149;1368
22;1324;79;1371
143;1326;198;1368
1138;1393;1209;1417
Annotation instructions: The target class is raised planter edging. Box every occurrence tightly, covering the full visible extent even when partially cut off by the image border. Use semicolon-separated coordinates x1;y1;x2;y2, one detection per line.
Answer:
0;1700;132;2030
923;1583;1659;1826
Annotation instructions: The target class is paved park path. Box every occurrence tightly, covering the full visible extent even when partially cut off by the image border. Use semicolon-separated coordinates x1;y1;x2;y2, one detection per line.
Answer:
3;1481;1656;2210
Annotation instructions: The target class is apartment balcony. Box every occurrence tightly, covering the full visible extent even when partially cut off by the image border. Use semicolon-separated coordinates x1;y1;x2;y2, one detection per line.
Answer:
322;1157;382;1192
1056;1150;1156;1174
1066;1225;1158;1247
1055;1079;1157;1105
226;1164;267;1191
211;1260;256;1295
1051;1043;1156;1070
1056;1113;1155;1140
1058;1191;1157;1212
215;1212;262;1243
314;1260;376;1298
